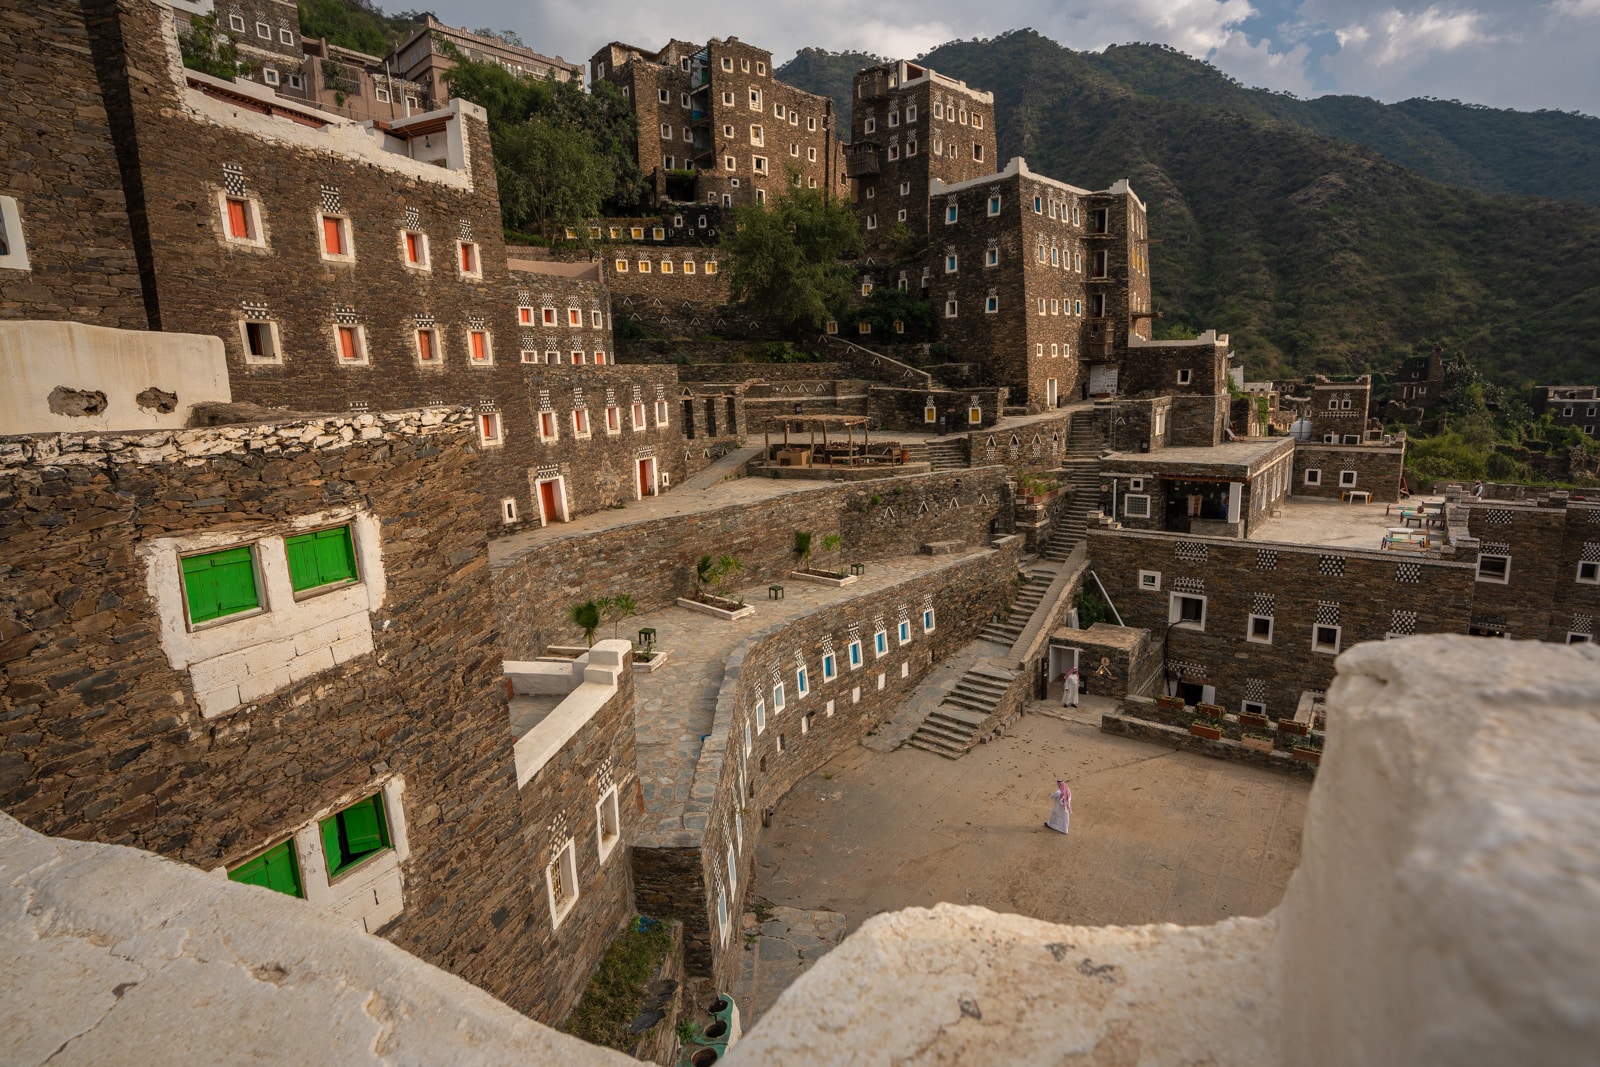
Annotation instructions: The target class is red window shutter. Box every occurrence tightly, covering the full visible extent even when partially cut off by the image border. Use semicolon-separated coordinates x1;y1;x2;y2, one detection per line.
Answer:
519;308;532;324
227;199;249;238
470;332;486;361
338;327;357;360
405;232;419;262
323;217;342;255
417;331;432;361
460;243;473;272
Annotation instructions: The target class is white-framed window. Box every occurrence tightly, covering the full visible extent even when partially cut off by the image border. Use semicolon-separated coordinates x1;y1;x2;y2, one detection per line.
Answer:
750;124;764;146
239;319;281;364
401;229;429;269
654;399;670;427
280;27;295;45
754;697;766;734
1177;368;1192;385
1123;495;1151;519
538;410;559;442
333;323;367;365
255;20;271;38
1578;560;1600;584
1138;570;1161;591
572;407;591;438
717;884;730;945
847;640;862;669
631;402;648;431
1568;632;1593;644
985;247;999;267
288;73;304;90
897;619;912;645
1339;470;1358;488
413;327;440;365
545;837;579;929
1247;615;1274;644
807;147;817;162
922;607;936;633
864;117;876;134
865;185;876;199
1241;700;1267;717
944;298;958;318
373;84;389;102
1476;554;1510;584
1169;593;1206;631
500;498;518;524
873;629;888;658
595;785;621;863
987;194;1001;216
945;203;958;224
749;88;762;110
753;156;768;174
478;411;502;447
1304;469;1322;486
1312;624;1342;655
659;123;672;141
945;254;958;273
721;56;733;71
866;214;877;230
906;104;917;121
318;214;353;261
796;665;809;698
228;13;246;32
725;155;737;171
973;143;984;161
772;682;786;713
822;652;837;681
467;329;492;365
985;295;998;314
456;240;481;280
263;67;280;86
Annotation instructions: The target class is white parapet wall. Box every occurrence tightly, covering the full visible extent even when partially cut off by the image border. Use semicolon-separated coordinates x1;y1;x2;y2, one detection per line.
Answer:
0;321;230;434
726;636;1600;1065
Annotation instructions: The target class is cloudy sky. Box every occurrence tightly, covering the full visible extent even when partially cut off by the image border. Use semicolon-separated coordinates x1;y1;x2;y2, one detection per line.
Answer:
433;0;1600;115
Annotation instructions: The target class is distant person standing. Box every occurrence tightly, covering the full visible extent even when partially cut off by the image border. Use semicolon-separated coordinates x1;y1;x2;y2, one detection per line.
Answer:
1473;479;1485;500
1046;780;1072;834
1060;667;1080;708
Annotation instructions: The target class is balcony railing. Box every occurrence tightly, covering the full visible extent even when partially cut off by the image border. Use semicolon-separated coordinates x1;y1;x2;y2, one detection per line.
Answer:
844;142;880;178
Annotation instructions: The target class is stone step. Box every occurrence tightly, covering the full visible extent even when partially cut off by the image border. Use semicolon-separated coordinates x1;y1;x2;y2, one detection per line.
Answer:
942;693;999;715
957;671;1013;690
952;679;1010;700
913;721;974;746
905;736;966;759
931;705;990;727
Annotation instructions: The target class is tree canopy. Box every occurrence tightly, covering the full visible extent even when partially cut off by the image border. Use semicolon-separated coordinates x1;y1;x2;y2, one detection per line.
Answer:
724;183;863;331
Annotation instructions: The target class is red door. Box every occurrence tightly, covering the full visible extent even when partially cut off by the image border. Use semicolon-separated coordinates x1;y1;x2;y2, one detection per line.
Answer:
539;480;559;524
638;460;651;497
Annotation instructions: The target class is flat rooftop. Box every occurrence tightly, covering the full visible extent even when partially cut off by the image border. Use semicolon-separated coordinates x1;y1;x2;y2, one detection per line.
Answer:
1104;438;1292;471
1249;494;1449;551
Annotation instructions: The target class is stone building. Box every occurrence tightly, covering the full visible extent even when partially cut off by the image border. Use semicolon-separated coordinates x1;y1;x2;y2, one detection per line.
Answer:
389;15;583;106
0;381;640;1024
845;60;996;248
590;37;835;208
1531;385;1599;436
1456;495;1600;642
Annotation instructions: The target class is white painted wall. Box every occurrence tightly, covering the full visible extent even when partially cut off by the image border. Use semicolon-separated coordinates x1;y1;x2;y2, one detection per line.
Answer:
0;321;229;434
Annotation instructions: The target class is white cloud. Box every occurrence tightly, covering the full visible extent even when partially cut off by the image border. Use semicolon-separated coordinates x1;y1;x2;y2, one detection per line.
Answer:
1209;33;1318;95
1332;5;1494;66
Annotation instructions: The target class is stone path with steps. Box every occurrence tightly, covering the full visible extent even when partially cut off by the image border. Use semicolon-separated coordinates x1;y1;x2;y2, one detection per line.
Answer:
978;566;1056;645
1043;411;1106;563
728;904;847;1026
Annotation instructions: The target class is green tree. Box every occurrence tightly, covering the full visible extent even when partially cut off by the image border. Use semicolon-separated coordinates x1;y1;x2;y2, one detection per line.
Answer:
567;600;602;647
725;182;863;331
495;122;615;239
178;13;241;79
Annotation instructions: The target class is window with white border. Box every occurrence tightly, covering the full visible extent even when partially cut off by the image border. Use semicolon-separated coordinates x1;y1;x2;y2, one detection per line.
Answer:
1339;470;1358;488
240;320;281;364
478;411;502;447
318;214;354;261
1568;632;1592;644
1169;593;1206;631
847;640;862;669
217;193;266;249
401;229;429;270
1304;469;1322;486
333;323;367;365
772;682;786;714
1312;624;1342;655
1123;494;1151;519
1138;570;1161;591
545;838;580;929
873;629;888;658
1578;560;1600;585
922;608;936;633
1241;700;1267;717
500;498;518;524
1476;554;1510;584
457;240;481;280
1247;614;1274;644
596;785;621;863
898;619;912;645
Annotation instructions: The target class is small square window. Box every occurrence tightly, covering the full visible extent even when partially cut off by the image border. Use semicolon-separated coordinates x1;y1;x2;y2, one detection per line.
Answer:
1304;469;1322;486
1477;555;1510;584
1312;624;1342;654
241;320;281;364
262;67;280;86
319;215;352;260
1170;593;1206;630
1177;368;1192;385
479;411;502;446
280;27;295;45
457;241;481;279
1138;570;1161;591
334;324;366;364
414;328;440;364
255;21;271;39
1241;700;1267;717
228;13;246;32
1247;615;1274;644
285;524;359;594
319;793;392;878
1339;470;1358;488
1578;560;1600;584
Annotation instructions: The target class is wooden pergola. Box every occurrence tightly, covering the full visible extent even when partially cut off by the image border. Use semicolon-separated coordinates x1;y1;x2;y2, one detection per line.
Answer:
765;415;886;468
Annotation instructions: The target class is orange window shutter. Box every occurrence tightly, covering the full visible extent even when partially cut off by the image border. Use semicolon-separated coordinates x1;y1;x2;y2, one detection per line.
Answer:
405;232;419;262
339;327;356;359
471;332;485;360
460;243;473;271
323;217;342;254
520;308;532;324
227;199;249;238
417;331;432;360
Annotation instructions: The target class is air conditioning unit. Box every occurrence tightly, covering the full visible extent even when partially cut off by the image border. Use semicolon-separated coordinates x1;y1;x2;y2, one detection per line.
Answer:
1323;434;1337;444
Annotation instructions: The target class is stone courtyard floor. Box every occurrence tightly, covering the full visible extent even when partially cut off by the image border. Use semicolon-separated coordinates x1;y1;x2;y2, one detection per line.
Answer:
729;700;1310;1021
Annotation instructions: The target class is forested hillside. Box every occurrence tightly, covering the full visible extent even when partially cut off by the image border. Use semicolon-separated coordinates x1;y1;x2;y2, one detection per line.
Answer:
780;32;1600;385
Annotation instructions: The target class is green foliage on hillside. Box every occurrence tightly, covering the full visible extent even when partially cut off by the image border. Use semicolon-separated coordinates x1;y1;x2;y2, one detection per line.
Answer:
725;184;863;330
178;13;242;78
444;60;644;236
785;30;1600;386
295;0;421;56
777;47;886;130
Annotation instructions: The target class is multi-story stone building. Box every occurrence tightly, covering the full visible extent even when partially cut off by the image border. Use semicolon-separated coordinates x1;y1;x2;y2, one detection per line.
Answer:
390;15;583;108
590;37;836;208
1531;385;1600;436
845;60;996;248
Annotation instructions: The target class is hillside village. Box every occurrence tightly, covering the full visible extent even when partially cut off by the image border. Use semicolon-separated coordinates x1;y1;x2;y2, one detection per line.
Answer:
1;2;1598;1064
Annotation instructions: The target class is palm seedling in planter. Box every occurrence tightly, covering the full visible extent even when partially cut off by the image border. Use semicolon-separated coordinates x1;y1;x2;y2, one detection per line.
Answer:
568;599;602;647
600;594;639;639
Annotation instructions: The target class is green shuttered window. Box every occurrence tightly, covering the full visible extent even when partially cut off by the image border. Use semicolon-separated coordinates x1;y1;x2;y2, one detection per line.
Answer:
181;546;260;624
227;839;303;898
286;525;358;593
320;793;391;877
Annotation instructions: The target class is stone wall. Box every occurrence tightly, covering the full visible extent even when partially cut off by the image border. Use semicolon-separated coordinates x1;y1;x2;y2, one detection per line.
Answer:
1293;443;1406;503
636;545;1020;980
490;466;1010;658
0;0;148;328
1087;528;1478;715
1462;500;1600;641
0;410;635;1025
870;385;1008;433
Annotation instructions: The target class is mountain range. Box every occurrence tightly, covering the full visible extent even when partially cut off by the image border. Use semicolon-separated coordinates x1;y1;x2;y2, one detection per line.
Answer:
779;33;1600;386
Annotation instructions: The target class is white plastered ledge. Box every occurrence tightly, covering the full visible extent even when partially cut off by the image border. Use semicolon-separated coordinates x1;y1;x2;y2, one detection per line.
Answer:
727;636;1600;1066
511;640;631;788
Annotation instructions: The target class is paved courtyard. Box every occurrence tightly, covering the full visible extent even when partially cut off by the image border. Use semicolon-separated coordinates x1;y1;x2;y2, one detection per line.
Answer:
749;702;1310;935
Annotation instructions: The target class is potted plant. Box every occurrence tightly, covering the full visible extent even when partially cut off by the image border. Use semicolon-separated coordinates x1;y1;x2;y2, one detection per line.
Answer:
678;554;755;620
1278;718;1310;737
1291;732;1323;764
1196;701;1225;720
1239;710;1271;731
1156;694;1187;713
1241;732;1276;754
1188;713;1223;741
790;531;855;585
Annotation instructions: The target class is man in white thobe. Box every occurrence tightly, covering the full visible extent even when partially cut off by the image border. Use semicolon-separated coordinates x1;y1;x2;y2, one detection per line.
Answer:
1060;668;1080;708
1047;780;1071;834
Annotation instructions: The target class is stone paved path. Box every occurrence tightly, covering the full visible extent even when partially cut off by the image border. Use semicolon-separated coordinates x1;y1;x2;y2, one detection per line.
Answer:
630;550;989;833
728;904;847;1026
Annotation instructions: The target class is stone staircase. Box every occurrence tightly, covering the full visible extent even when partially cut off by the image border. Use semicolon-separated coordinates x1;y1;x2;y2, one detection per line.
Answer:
925;438;968;470
1043;413;1105;562
978;568;1053;644
906;664;1018;757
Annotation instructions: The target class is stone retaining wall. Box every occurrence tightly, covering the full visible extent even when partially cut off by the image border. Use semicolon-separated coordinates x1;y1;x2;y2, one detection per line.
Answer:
491;466;1011;658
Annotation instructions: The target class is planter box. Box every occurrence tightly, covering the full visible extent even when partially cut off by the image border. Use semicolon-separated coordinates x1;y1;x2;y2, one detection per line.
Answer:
1292;747;1322;764
1156;696;1187;713
1278;719;1310;736
1241;736;1275;754
788;569;858;587
676;597;755;621
1196;702;1226;719
633;650;671;673
1239;712;1271;731
1189;723;1223;741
